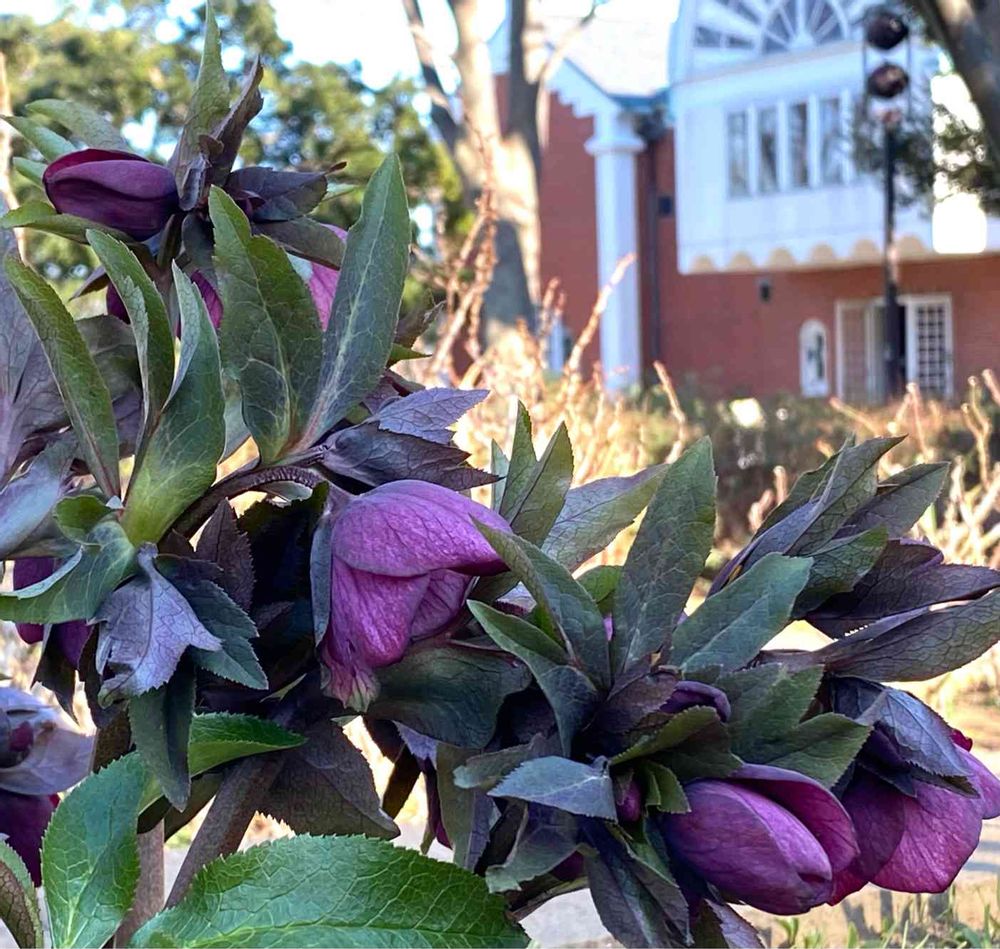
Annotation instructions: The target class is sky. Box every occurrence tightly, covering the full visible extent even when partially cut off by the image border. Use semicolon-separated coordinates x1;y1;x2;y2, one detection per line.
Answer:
2;0;677;90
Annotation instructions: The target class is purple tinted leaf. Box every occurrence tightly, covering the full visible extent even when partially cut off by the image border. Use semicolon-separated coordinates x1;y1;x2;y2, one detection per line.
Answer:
263;721;398;839
228;167;326;222
195;502;254;611
809;539;1000;637
374;387;488;444
436;744;495;870
490;757;616;819
690;899;764;949
207;58;264;187
850;462;949;536
0;440;73;559
326;423;496;490
0;723;90;796
485;805;578;892
792;527;888;616
95;546;221;701
815;592;1000;680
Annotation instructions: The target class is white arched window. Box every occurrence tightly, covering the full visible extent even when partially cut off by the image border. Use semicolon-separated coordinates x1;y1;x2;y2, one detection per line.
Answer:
800;319;830;396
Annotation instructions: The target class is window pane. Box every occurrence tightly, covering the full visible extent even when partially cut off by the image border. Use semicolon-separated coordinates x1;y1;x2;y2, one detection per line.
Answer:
820;97;843;184
727;111;749;197
789;102;809;187
758;106;778;193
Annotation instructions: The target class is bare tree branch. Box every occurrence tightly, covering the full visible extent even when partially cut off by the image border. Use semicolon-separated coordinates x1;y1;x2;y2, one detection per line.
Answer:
401;0;459;150
538;0;598;88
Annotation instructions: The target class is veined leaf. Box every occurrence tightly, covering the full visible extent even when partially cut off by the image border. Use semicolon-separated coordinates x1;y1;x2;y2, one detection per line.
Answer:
0;517;135;624
0;840;42;949
612;438;716;676
122;266;225;544
490;757;616;819
210;187;321;462
300;155;410;447
26;99;130;151
42;753;146;949
5;258;121;498
87;230;174;449
130;835;528;948
476;526;610;689
2;115;73;160
671;553;812;674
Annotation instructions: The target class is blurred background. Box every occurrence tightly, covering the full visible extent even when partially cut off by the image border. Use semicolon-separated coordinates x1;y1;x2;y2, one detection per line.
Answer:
2;0;1000;944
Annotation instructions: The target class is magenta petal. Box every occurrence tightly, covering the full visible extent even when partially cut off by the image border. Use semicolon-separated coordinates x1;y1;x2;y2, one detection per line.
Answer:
664;781;834;915
332;480;511;577
830;771;907;903
0;790;56;885
330;559;430;668
872;779;983;893
411;570;469;639
663;680;732;722
192;272;223;329
733;763;859;877
956;748;1000;819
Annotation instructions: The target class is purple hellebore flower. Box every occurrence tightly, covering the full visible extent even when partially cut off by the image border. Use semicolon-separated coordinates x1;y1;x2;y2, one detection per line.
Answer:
615;778;642;823
831;735;1000;901
44;148;179;240
662;764;859;915
319;480;511;705
13;558;90;668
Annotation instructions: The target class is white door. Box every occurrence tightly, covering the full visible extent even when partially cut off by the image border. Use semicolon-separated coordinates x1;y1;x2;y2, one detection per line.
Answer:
903;295;954;398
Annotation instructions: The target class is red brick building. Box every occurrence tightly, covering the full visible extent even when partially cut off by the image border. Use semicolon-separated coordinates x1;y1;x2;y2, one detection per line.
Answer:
491;2;1000;401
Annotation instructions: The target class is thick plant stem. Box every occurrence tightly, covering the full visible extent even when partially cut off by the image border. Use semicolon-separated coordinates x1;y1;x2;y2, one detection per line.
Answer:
165;751;285;907
115;825;165;945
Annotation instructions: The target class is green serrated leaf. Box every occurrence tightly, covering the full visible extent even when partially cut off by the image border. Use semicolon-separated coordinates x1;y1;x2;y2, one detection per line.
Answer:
122;266;225;543
169;3;229;180
0;517;135;624
5;257;121;498
26;99;130;151
43;754;146;949
613;438;716;676
743;713;870;786
543;466;667;572
475;526;610;689
490;757;616;819
612;706;720;765
131;835;528;948
0;840;42;949
469;601;597;754
853;462;949;536
639;762;690;814
138;713;304;812
499;404;535;519
87;230;174;448
129;664;196;810
671;554;812;674
210;187;322;462
502;423;573;545
300;155;410;447
793;527;887;616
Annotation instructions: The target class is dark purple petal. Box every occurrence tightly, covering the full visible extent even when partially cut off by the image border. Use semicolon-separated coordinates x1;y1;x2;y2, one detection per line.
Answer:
872;777;983;892
12;558;55;645
830;769;906;903
0;790;56;885
664;780;834;914
332;480;510;577
960;747;1000;818
662;680;732;722
44;148;178;240
731;763;859;877
615;779;642;823
191;272;223;329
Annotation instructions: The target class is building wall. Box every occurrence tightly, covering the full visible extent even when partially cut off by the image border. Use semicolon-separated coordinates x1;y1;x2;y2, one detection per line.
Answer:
641;130;1000;399
538;93;600;353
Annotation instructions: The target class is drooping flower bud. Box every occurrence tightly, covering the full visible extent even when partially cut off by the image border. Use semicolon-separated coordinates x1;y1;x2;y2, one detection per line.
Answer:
43;149;179;240
662;764;858;915
319;480;511;705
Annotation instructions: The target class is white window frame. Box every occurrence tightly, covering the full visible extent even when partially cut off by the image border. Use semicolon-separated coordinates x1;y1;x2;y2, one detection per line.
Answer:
799;319;831;396
901;293;954;398
835;295;954;401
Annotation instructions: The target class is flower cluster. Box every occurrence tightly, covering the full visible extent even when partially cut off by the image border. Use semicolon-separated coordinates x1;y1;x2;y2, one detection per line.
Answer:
0;20;998;949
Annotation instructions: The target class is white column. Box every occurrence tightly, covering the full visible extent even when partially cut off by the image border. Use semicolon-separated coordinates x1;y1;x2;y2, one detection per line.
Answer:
585;109;644;390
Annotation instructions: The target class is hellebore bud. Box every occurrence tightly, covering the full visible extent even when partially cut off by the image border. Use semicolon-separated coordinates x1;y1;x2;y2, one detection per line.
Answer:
319;480;511;705
44;149;179;240
662;764;858;915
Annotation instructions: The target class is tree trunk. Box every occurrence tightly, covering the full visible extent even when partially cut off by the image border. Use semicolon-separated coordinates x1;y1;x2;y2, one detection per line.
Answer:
912;0;1000;158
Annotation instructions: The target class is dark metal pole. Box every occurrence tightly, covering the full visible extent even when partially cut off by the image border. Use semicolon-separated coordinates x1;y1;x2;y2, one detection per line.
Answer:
883;118;904;398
